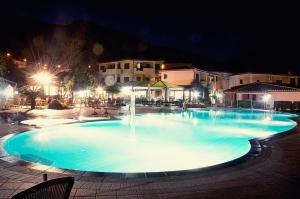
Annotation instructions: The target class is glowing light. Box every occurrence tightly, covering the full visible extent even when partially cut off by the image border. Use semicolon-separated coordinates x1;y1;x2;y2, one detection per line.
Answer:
193;91;199;98
262;93;272;102
122;86;132;94
88;65;91;68
23;58;27;62
161;64;165;69
262;116;272;124
1;85;14;98
77;90;89;98
96;87;103;93
193;118;198;125
21;118;77;127
32;72;53;85
216;92;223;99
57;65;61;68
6;53;11;57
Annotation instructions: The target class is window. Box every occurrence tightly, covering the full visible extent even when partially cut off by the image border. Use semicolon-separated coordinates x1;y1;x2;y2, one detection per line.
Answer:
117;77;120;82
276;80;283;84
298;78;300;86
117;63;121;69
136;77;141;81
240;79;243;84
124;77;130;82
136;63;143;71
163;74;168;79
256;80;260;82
195;74;200;82
145;77;150;81
290;78;296;86
155;64;161;70
124;63;130;69
107;64;115;69
215;76;218;82
141;63;152;68
100;66;106;72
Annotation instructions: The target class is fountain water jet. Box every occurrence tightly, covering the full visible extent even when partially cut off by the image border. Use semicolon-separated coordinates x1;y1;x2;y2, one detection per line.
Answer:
129;87;136;140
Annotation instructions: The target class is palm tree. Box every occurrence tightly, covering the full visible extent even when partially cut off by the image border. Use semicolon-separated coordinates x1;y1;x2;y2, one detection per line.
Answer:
19;86;42;109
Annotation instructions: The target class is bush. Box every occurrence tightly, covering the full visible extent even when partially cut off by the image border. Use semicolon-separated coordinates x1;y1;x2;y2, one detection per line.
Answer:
48;99;68;110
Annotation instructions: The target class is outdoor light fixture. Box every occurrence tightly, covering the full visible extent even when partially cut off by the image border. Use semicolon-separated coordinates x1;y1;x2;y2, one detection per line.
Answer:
6;53;11;57
262;93;271;102
96;87;103;93
32;72;53;85
161;64;165;70
122;86;132;94
216;92;223;99
78;90;89;98
193;91;200;98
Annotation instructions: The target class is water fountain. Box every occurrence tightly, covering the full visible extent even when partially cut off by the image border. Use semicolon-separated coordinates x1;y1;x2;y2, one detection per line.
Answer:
129;86;136;140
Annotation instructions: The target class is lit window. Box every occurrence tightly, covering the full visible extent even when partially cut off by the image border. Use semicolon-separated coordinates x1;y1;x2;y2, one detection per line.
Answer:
164;74;168;79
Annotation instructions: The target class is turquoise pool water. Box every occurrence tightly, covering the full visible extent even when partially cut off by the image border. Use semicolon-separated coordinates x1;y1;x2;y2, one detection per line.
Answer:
3;109;298;173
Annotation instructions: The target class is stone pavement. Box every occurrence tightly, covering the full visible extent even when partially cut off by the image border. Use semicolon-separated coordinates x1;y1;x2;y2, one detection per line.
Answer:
1;119;300;198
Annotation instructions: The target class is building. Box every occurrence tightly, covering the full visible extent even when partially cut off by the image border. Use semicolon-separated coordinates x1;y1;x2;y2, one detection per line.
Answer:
229;72;300;88
0;77;17;109
224;82;300;109
98;59;164;85
159;64;232;102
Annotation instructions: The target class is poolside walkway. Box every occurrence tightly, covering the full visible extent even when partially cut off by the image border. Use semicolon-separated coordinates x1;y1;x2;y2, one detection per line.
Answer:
0;115;300;198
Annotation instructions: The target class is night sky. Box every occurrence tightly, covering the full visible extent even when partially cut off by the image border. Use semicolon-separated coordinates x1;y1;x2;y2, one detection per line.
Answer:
1;1;300;73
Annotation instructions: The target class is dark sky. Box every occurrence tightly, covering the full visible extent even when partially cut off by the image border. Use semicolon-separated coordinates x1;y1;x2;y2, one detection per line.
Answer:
1;1;300;73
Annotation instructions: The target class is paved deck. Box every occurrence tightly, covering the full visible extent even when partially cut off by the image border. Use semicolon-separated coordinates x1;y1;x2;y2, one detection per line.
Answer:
1;119;300;198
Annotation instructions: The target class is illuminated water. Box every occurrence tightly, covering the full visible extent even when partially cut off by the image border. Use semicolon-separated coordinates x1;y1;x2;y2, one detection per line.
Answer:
3;109;297;173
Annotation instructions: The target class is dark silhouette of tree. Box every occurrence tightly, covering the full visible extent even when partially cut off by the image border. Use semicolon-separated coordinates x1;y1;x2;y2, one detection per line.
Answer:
105;84;121;99
19;86;41;110
0;51;25;85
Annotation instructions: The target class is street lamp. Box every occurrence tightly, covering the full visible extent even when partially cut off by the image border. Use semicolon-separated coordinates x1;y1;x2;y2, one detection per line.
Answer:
32;72;53;96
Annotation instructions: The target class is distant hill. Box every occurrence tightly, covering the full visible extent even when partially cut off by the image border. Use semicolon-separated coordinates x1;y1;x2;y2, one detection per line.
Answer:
1;16;299;75
0;17;214;69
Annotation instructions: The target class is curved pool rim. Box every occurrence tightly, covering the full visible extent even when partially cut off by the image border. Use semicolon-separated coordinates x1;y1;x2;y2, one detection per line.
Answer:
0;110;299;178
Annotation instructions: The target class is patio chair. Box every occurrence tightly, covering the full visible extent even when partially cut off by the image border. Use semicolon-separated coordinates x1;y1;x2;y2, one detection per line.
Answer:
12;177;74;199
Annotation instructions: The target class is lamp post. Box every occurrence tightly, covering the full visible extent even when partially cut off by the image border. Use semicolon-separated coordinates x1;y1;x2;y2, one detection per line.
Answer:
32;72;53;97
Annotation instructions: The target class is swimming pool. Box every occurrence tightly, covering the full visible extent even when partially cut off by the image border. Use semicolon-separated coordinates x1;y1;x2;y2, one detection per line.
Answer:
2;109;298;173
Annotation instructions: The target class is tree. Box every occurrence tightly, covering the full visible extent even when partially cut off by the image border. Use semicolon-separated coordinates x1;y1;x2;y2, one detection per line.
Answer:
105;84;121;99
67;66;96;91
19;86;42;110
0;52;25;85
0;52;7;77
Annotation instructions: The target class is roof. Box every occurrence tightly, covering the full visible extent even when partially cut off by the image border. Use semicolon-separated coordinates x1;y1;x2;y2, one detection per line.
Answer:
0;77;17;87
98;59;164;65
163;66;195;70
123;80;182;88
229;72;300;77
224;82;300;93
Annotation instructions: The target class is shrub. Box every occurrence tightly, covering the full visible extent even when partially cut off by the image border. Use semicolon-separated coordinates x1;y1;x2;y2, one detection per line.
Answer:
48;99;68;110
